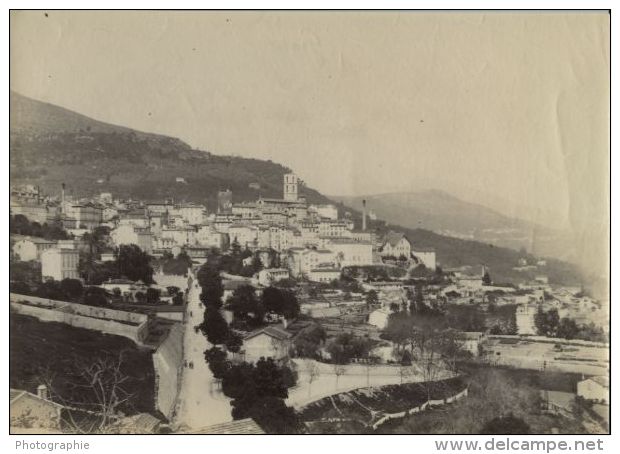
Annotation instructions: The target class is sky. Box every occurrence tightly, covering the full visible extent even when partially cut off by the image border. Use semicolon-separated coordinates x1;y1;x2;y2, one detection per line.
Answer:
10;11;609;235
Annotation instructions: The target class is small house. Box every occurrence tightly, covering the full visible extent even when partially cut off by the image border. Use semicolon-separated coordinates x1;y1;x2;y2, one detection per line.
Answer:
241;325;293;363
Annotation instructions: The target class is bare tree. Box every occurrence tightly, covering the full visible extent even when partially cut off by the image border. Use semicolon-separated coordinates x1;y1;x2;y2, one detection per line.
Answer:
333;364;346;390
39;351;135;434
364;355;380;388
399;363;414;384
305;359;321;397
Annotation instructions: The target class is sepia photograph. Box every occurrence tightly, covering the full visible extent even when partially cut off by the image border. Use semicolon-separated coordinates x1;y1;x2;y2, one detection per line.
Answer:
7;8;611;438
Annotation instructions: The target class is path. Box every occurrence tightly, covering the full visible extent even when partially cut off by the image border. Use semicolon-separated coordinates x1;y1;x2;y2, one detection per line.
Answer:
173;272;232;430
287;359;453;409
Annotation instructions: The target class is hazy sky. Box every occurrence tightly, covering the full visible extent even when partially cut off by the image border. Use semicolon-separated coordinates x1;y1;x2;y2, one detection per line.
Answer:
10;11;609;233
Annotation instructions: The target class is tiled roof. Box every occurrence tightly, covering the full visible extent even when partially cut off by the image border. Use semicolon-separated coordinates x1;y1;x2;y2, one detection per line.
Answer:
244;325;292;342
123;413;162;432
383;231;408;247
10;390;25;403
413;246;435;253
185;418;265;434
9;388;64;409
13;235;57;245
589;376;609;388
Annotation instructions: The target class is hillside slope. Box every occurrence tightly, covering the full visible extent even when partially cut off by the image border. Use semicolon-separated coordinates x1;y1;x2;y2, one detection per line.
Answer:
335;190;534;246
9;91;330;209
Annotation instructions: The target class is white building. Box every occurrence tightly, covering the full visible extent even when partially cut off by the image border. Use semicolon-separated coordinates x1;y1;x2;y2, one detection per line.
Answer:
102;206;119;221
326;238;373;268
196;225;227;249
516;304;537;335
456;332;487;356
228;224;259;249
41;248;80;281
241;326;292;363
173;203;207;226
577;376;609;404
255;268;290;286
110;224;153;254
232;203;260;219
318;220;353;238
64;203;103;230
12;236;57;261
307;267;341;283
309;204;338;220
287;248;337;278
368;308;391;329
380;231;411;259
161;226;196;246
412;247;437;270
118;212;149;229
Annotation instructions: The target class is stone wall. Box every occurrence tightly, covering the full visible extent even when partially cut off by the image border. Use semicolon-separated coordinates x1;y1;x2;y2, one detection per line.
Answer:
371;387;469;429
10;300;146;344
152;322;184;419
9;293;147;325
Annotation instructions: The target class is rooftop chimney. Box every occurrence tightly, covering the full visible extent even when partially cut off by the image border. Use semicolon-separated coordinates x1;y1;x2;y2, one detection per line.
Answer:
362;199;367;231
37;384;49;400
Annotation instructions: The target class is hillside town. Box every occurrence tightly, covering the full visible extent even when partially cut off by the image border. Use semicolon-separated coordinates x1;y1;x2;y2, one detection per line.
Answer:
9;173;609;435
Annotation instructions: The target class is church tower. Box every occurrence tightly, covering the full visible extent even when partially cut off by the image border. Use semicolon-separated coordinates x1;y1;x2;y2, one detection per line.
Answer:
283;173;298;201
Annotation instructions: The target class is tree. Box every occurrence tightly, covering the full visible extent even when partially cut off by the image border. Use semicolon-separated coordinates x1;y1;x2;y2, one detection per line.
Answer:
197;263;223;309
252;357;291;399
262;286;285;314
480;414;531;434
221;362;255;399
409;264;429;278
557;317;579;340
204;347;231;380
327;332;373;364
293;325;326;358
261;287;300;319
172;291;184;306
333;364;346;389
250;254;263;273
199;309;230;345
116;244;154;284
83;286;109;307
231;395;299;434
534;306;560;337
482;270;492;286
304;360;321;397
134;291;146;304
35;280;66;300
281;290;300;319
225;332;243;353
10;281;31;295
365;290;379;309
230;239;241;256
383;311;415;353
227;285;260;320
41;353;135;433
146;287;160;304
60;278;84;302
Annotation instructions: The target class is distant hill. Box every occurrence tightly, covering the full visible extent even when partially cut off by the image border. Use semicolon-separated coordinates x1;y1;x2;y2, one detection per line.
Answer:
10;90;177;142
335;190;536;248
9;91;591;291
9;91;330;209
334;191;587;266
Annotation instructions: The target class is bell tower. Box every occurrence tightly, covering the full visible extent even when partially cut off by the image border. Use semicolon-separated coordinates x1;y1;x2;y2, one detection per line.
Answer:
283;173;298;201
